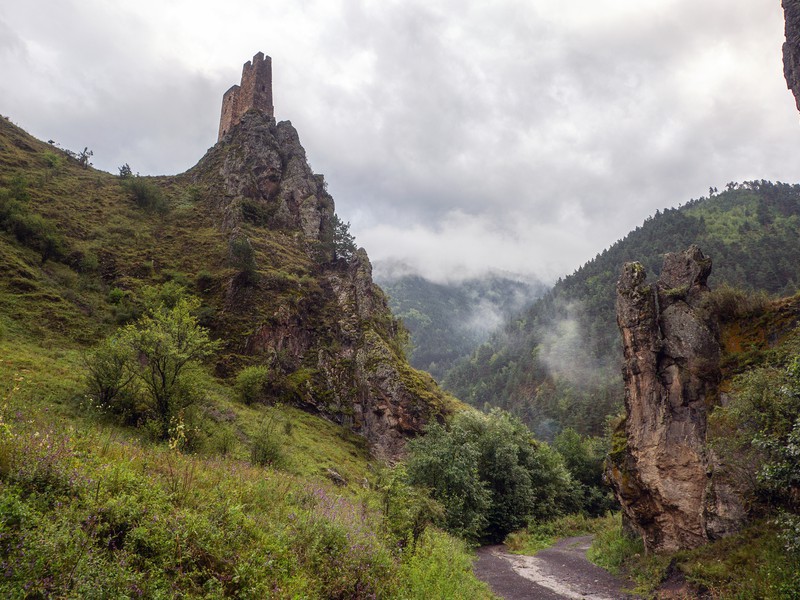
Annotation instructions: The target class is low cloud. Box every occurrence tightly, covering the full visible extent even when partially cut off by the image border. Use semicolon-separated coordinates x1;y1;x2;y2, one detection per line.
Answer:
1;0;798;283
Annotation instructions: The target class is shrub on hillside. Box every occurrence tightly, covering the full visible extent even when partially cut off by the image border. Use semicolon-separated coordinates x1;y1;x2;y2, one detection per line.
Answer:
235;365;272;405
123;177;168;213
85;285;220;438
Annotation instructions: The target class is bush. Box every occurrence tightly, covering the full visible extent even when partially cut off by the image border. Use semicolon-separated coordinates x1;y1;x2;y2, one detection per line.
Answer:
123;177;168;213
397;528;493;599
250;417;285;467
229;235;257;283
85;286;220;438
235;365;271;405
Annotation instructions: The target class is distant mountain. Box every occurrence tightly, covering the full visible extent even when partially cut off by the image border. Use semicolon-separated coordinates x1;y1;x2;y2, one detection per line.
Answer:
443;182;800;438
375;271;546;381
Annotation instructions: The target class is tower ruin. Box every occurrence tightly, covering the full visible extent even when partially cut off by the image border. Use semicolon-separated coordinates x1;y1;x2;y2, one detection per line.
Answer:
218;52;274;141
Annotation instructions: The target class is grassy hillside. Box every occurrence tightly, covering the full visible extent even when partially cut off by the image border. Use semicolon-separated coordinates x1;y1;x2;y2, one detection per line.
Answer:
0;115;492;598
444;182;800;438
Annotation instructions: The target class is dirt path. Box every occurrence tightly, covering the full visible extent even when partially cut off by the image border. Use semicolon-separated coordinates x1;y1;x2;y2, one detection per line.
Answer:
473;536;639;600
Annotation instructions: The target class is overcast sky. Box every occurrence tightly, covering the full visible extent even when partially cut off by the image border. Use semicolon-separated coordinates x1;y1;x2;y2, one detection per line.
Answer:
1;1;798;283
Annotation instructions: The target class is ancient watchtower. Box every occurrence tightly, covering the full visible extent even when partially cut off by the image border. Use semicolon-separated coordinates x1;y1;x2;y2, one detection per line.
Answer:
218;52;274;141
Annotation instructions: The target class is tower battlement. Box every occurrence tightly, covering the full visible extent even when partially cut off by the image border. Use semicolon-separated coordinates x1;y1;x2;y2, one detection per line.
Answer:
218;52;274;141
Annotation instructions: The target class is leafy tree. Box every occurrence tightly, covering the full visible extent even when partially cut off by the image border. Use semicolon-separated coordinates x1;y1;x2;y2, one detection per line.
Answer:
553;428;616;515
84;336;136;410
332;214;357;260
407;409;578;542
86;286;220;438
406;419;490;540
121;294;219;438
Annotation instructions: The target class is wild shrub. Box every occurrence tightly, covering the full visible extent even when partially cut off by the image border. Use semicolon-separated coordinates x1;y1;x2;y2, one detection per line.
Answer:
229;234;257;283
376;464;444;543
250;415;285;467
85;285;220;438
123;177;168;213
0;188;66;263
235;365;271;405
705;284;770;322
396;528;494;599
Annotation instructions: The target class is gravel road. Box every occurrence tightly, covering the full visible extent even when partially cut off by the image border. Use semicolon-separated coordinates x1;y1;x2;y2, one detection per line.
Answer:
473;536;639;599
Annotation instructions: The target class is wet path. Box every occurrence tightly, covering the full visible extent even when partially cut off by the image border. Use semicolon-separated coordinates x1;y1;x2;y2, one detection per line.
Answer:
473;536;638;599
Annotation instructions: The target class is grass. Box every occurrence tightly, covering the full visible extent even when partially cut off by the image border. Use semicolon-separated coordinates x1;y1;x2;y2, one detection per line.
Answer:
0;116;489;597
0;332;493;598
584;513;800;599
505;512;617;555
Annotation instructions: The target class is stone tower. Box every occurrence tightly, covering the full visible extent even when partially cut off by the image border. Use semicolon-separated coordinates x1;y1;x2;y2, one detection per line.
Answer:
218;52;274;141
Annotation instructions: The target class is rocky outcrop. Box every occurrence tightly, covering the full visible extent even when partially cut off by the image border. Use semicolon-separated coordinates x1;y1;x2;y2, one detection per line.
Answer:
607;246;746;552
784;0;800;112
189;110;449;460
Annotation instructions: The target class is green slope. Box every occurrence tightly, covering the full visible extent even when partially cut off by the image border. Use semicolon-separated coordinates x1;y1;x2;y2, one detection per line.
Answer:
0;115;491;598
443;182;800;437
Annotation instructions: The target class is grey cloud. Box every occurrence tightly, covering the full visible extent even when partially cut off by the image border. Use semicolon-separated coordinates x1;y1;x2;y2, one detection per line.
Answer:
0;0;798;284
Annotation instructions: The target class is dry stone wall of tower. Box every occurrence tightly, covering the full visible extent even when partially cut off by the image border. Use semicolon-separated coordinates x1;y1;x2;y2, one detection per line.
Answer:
218;52;274;141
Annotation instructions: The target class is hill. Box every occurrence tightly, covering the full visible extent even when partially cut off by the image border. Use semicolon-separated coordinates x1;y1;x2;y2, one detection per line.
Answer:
376;271;545;380
443;182;800;437
0;112;495;597
0;110;458;458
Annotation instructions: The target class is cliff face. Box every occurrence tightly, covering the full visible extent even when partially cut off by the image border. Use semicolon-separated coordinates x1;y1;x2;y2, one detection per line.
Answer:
607;246;745;552
189;110;450;459
784;0;800;112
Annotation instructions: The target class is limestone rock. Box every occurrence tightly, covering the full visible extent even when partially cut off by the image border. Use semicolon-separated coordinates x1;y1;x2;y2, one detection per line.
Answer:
607;246;746;552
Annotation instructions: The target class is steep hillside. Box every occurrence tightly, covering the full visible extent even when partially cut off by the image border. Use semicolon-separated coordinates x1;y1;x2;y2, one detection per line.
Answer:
444;183;800;437
0;111;456;460
376;272;544;380
0;112;496;597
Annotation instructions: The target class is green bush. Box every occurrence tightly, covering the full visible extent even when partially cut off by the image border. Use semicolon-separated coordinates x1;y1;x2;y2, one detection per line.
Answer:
250;417;285;467
0;192;67;263
229;235;257;283
85;286;220;438
235;365;271;405
397;528;494;599
123;177;168;213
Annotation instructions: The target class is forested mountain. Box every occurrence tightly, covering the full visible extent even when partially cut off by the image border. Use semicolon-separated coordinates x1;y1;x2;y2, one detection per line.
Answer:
443;182;800;438
376;272;545;380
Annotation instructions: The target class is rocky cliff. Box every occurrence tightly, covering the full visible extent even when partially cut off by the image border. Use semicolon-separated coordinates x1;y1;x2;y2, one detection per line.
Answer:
187;110;451;459
607;246;745;552
784;0;800;112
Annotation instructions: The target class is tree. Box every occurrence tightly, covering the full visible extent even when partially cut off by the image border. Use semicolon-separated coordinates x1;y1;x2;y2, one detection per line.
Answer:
121;294;220;438
407;409;579;542
332;214;357;260
118;163;133;179
406;420;490;540
86;286;220;438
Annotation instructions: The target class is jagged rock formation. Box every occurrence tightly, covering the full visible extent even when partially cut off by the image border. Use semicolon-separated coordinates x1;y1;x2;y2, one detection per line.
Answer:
607;246;745;552
190;109;450;459
784;0;800;112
